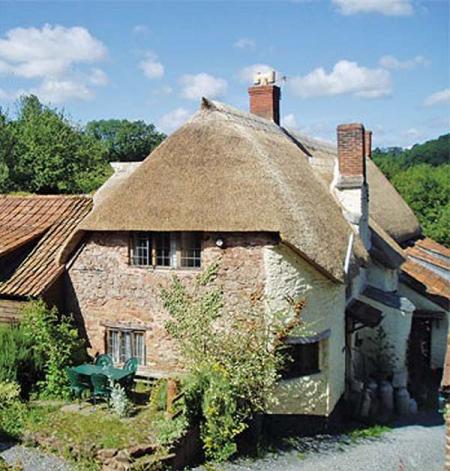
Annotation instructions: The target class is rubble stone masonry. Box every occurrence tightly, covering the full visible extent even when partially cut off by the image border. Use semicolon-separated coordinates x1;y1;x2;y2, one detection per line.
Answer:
66;231;275;374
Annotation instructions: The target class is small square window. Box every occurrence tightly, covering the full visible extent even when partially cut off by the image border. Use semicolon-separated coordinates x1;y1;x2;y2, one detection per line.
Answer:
281;342;320;379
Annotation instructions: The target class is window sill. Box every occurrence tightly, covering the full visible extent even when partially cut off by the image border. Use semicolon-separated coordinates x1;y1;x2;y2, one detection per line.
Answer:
280;370;322;381
129;264;201;272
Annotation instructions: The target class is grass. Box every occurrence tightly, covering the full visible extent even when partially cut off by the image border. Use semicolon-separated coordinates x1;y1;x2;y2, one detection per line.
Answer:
21;400;162;470
348;425;391;442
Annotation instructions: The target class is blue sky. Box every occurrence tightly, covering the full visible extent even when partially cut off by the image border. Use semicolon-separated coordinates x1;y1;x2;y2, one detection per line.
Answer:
0;0;448;147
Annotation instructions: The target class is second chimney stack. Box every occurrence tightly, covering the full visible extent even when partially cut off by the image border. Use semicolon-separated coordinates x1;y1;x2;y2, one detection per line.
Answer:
248;72;281;125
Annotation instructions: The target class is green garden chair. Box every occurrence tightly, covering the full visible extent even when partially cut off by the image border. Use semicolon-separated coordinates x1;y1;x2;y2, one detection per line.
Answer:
67;368;90;408
121;357;138;396
90;373;111;408
94;353;113;368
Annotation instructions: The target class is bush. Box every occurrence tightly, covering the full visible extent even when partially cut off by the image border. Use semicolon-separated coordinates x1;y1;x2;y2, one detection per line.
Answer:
0;326;39;398
109;382;131;418
160;264;305;462
20;300;86;399
0;381;26;439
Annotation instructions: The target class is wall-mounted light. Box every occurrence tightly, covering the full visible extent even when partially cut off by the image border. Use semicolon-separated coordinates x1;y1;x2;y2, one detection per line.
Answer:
215;238;224;248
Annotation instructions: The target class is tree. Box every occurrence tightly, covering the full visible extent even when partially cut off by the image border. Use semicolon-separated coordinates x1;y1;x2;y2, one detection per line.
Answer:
85;119;166;162
392;164;450;246
0;109;14;193
7;95;111;194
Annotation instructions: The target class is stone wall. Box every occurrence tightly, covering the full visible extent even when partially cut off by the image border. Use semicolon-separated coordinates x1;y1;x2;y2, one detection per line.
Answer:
66;231;274;373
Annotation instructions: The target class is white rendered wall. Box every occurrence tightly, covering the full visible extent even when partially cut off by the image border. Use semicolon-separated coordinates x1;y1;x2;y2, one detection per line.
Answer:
354;297;413;377
263;244;346;416
367;262;398;292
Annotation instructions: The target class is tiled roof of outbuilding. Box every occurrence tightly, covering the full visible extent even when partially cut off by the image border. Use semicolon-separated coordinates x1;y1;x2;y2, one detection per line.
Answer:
0;195;92;297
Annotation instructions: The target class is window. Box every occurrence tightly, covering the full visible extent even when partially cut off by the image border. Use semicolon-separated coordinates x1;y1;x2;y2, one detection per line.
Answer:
131;232;201;268
106;328;145;365
180;232;201;268
282;342;320;379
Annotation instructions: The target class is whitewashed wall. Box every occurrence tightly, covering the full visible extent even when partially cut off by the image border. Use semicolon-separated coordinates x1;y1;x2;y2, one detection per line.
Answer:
263;244;346;416
354;295;413;377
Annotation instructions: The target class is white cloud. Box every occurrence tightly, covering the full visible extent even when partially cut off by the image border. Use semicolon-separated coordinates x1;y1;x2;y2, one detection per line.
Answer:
424;88;450;107
0;24;108;103
234;38;256;50
333;0;414;16
132;25;150;35
0;24;106;78
139;51;164;79
288;60;392;99
179;73;228;100
30;79;93;103
238;64;276;84
158;107;191;133
379;54;429;70
283;114;299;129
89;68;109;86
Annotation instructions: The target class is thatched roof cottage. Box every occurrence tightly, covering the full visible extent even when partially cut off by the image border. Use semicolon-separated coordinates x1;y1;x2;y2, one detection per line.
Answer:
59;75;447;420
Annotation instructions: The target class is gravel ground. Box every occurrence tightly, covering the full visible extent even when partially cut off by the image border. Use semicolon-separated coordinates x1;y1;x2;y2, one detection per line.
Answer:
204;424;445;471
0;442;71;471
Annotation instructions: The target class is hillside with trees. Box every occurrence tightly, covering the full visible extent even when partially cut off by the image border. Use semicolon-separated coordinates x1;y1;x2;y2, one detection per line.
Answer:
0;95;165;194
373;134;449;247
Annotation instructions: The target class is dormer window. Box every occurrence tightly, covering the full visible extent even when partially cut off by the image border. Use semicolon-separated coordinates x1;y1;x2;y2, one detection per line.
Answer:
131;232;201;268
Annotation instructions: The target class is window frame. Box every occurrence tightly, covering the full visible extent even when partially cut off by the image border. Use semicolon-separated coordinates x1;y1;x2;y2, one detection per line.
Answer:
106;327;146;366
130;231;202;269
281;340;321;379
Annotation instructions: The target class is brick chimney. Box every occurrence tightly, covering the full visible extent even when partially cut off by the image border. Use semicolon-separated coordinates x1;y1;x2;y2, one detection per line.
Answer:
248;71;281;124
334;123;370;249
337;123;366;182
365;130;372;159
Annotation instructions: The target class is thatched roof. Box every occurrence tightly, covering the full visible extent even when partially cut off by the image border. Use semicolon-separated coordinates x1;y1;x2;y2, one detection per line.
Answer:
78;99;368;282
289;132;421;243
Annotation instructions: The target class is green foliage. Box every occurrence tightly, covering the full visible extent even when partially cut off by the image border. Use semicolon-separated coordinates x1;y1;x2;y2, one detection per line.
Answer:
392;164;450;246
8;95;112;194
85;119;165;162
373;133;450;247
20;300;85;399
349;425;391;442
148;379;168;413
0;381;27;439
0;109;14;193
153;413;188;447
361;326;398;381
109;382;131;418
0;326;39;395
160;265;303;462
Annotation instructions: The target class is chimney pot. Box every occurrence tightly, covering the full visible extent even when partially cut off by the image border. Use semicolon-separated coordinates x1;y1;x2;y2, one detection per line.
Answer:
248;83;281;125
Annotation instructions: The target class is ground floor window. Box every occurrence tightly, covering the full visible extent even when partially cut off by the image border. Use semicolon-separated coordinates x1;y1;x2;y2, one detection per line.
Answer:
106;328;145;365
282;341;321;379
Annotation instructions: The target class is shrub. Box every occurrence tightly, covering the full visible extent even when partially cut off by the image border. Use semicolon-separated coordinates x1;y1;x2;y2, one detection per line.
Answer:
0;326;39;397
0;381;26;439
160;263;305;462
20;300;85;399
109;382;131;418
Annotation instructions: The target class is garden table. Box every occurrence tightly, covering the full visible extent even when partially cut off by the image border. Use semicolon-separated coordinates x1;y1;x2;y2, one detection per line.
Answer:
73;364;132;383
